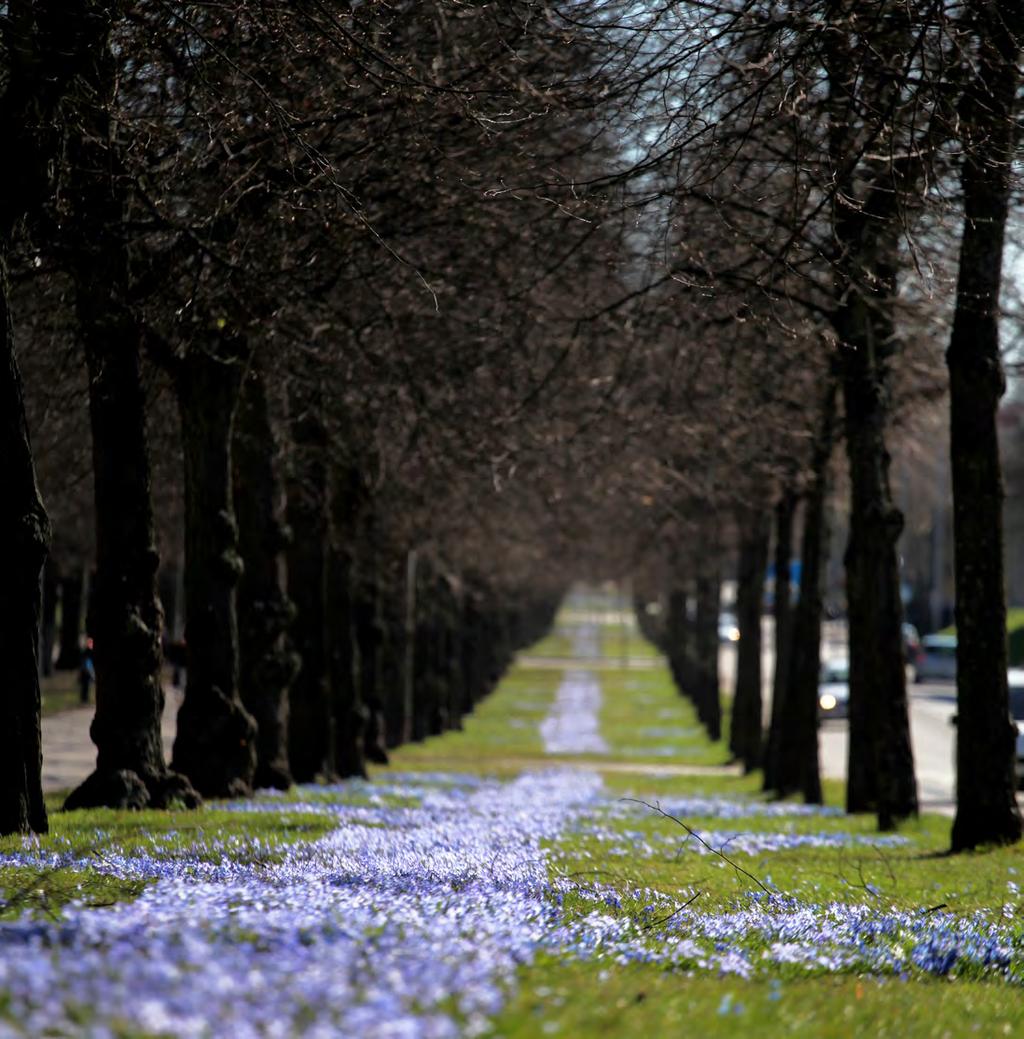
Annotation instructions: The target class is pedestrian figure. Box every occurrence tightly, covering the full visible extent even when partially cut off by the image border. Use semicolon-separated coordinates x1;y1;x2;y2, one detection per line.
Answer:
78;637;95;704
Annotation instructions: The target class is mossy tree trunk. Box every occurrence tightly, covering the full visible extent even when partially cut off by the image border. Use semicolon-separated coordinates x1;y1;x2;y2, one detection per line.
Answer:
170;345;257;798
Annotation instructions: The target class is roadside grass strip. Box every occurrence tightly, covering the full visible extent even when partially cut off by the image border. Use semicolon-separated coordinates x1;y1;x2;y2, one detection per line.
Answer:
3;646;1024;1036
0;771;602;1038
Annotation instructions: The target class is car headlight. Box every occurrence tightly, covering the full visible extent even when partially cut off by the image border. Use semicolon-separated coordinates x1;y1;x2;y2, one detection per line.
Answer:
819;693;837;711
728;628;740;642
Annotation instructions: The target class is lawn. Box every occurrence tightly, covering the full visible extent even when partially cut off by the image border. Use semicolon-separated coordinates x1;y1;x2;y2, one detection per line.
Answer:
2;623;1022;1037
39;669;85;716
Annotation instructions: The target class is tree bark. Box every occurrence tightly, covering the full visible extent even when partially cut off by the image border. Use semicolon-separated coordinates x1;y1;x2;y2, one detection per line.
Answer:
665;583;697;700
0;248;50;837
353;550;389;764
776;383;836;804
63;41;198;811
380;579;409;748
170;347;257;797
825;17;918;829
948;1;1023;851
694;566;722;742
327;465;366;778
763;489;796;792
838;296;918;826
234;356;297;790
285;388;333;781
0;1;114;834
732;509;769;772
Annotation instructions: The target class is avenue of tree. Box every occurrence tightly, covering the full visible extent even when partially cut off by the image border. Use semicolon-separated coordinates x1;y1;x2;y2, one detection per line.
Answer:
1;1;1020;852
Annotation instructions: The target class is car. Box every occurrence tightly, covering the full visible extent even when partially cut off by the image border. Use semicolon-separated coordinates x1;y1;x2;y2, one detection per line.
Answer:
718;612;740;643
914;633;957;683
818;658;849;719
1011;670;1024;789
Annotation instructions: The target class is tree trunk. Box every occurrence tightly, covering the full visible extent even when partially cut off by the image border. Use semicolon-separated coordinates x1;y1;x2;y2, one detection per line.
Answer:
666;583;697;700
285;390;332;781
327;465;366;778
763;489;796;792
0;0;113;835
0;248;50;837
234;356;297;790
732;509;769;772
694;567;721;742
63;50;198;811
825;22;918;829
353;552;389;764
776;383;836;804
380;581;409;748
40;561;58;677
839;304;918;826
948;2;1023;851
439;577;465;731
56;571;85;669
170;348;257;798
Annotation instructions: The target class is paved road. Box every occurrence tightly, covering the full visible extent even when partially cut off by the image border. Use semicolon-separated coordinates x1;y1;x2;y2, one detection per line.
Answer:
819;682;959;814
41;687;180;793
720;629;969;816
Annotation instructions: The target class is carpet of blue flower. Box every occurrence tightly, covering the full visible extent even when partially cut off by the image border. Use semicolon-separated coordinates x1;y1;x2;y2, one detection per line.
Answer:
1;656;1023;1037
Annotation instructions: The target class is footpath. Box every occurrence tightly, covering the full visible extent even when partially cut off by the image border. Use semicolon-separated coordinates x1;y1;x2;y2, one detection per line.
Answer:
41;689;180;794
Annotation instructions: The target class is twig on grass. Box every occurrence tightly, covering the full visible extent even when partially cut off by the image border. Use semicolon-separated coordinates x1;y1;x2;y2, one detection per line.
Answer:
621;798;776;896
641;889;702;930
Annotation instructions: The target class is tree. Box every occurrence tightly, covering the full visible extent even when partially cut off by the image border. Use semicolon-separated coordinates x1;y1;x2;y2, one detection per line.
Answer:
947;0;1024;850
62;16;198;811
0;0;111;836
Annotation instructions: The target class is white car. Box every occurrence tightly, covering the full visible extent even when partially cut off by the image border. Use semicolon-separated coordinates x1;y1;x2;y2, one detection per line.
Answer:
818;658;849;720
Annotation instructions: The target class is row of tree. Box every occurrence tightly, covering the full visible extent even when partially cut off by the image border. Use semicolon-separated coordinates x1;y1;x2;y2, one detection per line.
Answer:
2;1;1022;852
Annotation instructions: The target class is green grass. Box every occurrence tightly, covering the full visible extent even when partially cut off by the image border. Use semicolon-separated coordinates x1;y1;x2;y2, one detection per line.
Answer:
600;667;731;767
599;624;663;661
9;637;1024;1036
494;961;1024;1038
0;797;335;921
39;670;85;716
491;656;1024;1038
378;667;562;774
524;632;575;657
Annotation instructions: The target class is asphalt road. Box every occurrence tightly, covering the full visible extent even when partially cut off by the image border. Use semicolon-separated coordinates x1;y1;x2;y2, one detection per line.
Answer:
818;680;959;814
720;625;1013;818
